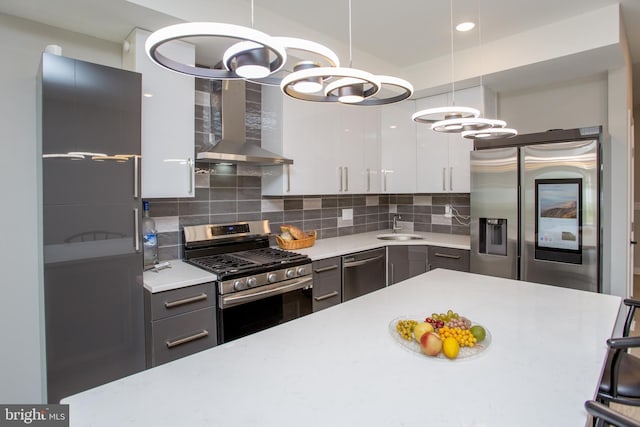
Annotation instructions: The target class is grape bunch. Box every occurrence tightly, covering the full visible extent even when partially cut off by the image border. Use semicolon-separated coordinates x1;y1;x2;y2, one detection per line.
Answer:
425;309;464;331
396;319;418;341
445;316;472;330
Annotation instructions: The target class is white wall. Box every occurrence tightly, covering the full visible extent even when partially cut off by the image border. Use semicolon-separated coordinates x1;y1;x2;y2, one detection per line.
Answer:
498;75;608;133
0;12;121;403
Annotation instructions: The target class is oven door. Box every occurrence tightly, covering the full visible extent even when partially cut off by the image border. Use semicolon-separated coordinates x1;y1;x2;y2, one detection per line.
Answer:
217;276;313;344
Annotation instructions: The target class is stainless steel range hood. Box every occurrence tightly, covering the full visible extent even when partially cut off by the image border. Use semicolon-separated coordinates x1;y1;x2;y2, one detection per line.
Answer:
196;80;292;165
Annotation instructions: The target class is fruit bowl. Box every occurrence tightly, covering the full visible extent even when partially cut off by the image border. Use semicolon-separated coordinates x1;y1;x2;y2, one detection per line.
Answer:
389;315;491;361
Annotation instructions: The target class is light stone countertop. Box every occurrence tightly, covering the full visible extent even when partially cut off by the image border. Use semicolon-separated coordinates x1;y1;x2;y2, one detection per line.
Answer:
142;260;216;293
62;269;621;427
143;231;469;293
288;229;470;260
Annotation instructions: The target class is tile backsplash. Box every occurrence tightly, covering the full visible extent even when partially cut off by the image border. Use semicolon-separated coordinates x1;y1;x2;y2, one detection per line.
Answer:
147;76;470;261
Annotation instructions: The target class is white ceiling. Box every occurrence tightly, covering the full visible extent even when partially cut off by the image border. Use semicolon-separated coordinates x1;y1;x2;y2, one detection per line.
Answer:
2;0;640;96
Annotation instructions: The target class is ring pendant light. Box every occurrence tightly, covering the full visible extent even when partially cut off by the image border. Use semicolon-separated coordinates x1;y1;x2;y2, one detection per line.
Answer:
281;67;381;102
462;127;518;139
432;117;506;133
145;0;338;85
412;0;481;129
281;0;413;105
243;36;341;91
220;0;282;79
458;0;517;139
146;22;286;80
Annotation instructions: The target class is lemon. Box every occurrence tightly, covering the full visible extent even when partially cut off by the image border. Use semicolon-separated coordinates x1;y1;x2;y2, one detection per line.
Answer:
470;325;486;342
442;337;460;359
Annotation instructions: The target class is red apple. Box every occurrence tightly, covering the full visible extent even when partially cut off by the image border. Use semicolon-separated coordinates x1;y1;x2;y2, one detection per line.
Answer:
420;332;443;356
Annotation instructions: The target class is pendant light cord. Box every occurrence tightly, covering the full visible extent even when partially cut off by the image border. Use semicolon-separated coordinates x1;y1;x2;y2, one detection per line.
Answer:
251;0;255;28
348;0;353;68
449;0;455;106
477;0;484;107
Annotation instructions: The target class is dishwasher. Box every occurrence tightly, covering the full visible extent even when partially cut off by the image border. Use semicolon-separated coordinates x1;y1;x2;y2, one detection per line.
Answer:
342;248;386;302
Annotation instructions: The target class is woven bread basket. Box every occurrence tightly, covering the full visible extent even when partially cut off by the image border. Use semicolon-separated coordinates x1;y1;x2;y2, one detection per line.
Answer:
275;230;317;250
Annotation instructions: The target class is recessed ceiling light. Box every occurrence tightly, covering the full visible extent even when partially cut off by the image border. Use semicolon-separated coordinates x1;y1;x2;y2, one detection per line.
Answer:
456;22;475;32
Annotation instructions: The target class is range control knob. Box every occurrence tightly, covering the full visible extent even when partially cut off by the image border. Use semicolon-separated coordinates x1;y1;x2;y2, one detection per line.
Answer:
246;277;257;287
233;280;244;291
267;273;277;283
296;266;306;276
286;269;295;279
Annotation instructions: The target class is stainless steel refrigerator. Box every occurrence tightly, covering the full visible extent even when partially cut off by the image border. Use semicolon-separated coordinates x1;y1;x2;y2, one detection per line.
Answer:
39;53;145;402
470;127;601;292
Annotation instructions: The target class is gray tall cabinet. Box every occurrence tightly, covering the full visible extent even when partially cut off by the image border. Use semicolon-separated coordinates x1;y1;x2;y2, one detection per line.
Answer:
38;53;145;403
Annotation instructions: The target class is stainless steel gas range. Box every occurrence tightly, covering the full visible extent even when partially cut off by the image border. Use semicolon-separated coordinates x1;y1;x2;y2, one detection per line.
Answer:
183;220;313;344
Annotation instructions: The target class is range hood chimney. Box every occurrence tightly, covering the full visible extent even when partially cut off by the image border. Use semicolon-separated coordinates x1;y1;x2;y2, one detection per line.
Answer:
196;80;292;165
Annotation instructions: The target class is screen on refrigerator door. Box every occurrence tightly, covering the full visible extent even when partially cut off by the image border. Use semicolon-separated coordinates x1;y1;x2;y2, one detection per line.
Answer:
534;178;582;264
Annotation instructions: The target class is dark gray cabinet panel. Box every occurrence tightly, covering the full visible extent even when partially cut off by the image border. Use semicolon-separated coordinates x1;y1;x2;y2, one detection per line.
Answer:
40;53;144;403
387;246;429;285
428;246;470;272
149;282;215;321
342;248;386;302
312;257;341;312
145;284;217;367
148;307;217;367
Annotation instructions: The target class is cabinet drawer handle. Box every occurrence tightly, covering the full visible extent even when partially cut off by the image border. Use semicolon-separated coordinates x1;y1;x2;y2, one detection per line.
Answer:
314;291;339;301
449;167;453;191
133;208;140;252
166;330;209;349
164;293;208;308
344;166;349;192
286;164;291;193
133;155;139;199
188;157;194;194
434;252;461;260
314;265;339;274
367;168;371;192
442;168;446;191
339;166;343;192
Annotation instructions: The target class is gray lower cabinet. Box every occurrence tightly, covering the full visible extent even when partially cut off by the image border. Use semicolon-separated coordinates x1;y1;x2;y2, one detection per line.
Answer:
387;246;429;285
312;257;341;312
428;246;470;272
145;282;217;367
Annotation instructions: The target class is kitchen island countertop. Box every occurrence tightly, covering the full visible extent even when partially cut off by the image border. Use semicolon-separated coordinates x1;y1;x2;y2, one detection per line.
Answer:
62;269;620;427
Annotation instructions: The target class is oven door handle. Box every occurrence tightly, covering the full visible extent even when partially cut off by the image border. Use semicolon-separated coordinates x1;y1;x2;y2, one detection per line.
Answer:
220;276;313;309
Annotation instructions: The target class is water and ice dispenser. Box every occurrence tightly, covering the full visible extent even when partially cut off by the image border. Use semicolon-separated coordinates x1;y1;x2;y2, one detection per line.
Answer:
479;218;507;256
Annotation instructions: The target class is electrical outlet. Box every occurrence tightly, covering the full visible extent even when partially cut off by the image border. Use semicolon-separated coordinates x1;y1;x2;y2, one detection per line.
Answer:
444;204;453;218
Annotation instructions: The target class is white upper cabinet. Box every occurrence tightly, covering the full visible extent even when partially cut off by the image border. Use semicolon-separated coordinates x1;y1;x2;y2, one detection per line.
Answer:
416;86;496;193
380;100;417;193
415;93;451;192
262;86;381;196
123;28;195;198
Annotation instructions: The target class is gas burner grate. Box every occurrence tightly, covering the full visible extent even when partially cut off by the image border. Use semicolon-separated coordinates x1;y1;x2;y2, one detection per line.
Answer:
189;254;258;273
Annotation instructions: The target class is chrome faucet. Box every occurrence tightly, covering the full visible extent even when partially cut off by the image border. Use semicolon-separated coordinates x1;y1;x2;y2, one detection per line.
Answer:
392;214;402;233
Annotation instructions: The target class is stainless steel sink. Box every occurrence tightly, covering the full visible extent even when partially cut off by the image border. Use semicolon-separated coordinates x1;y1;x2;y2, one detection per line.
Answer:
376;233;424;241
